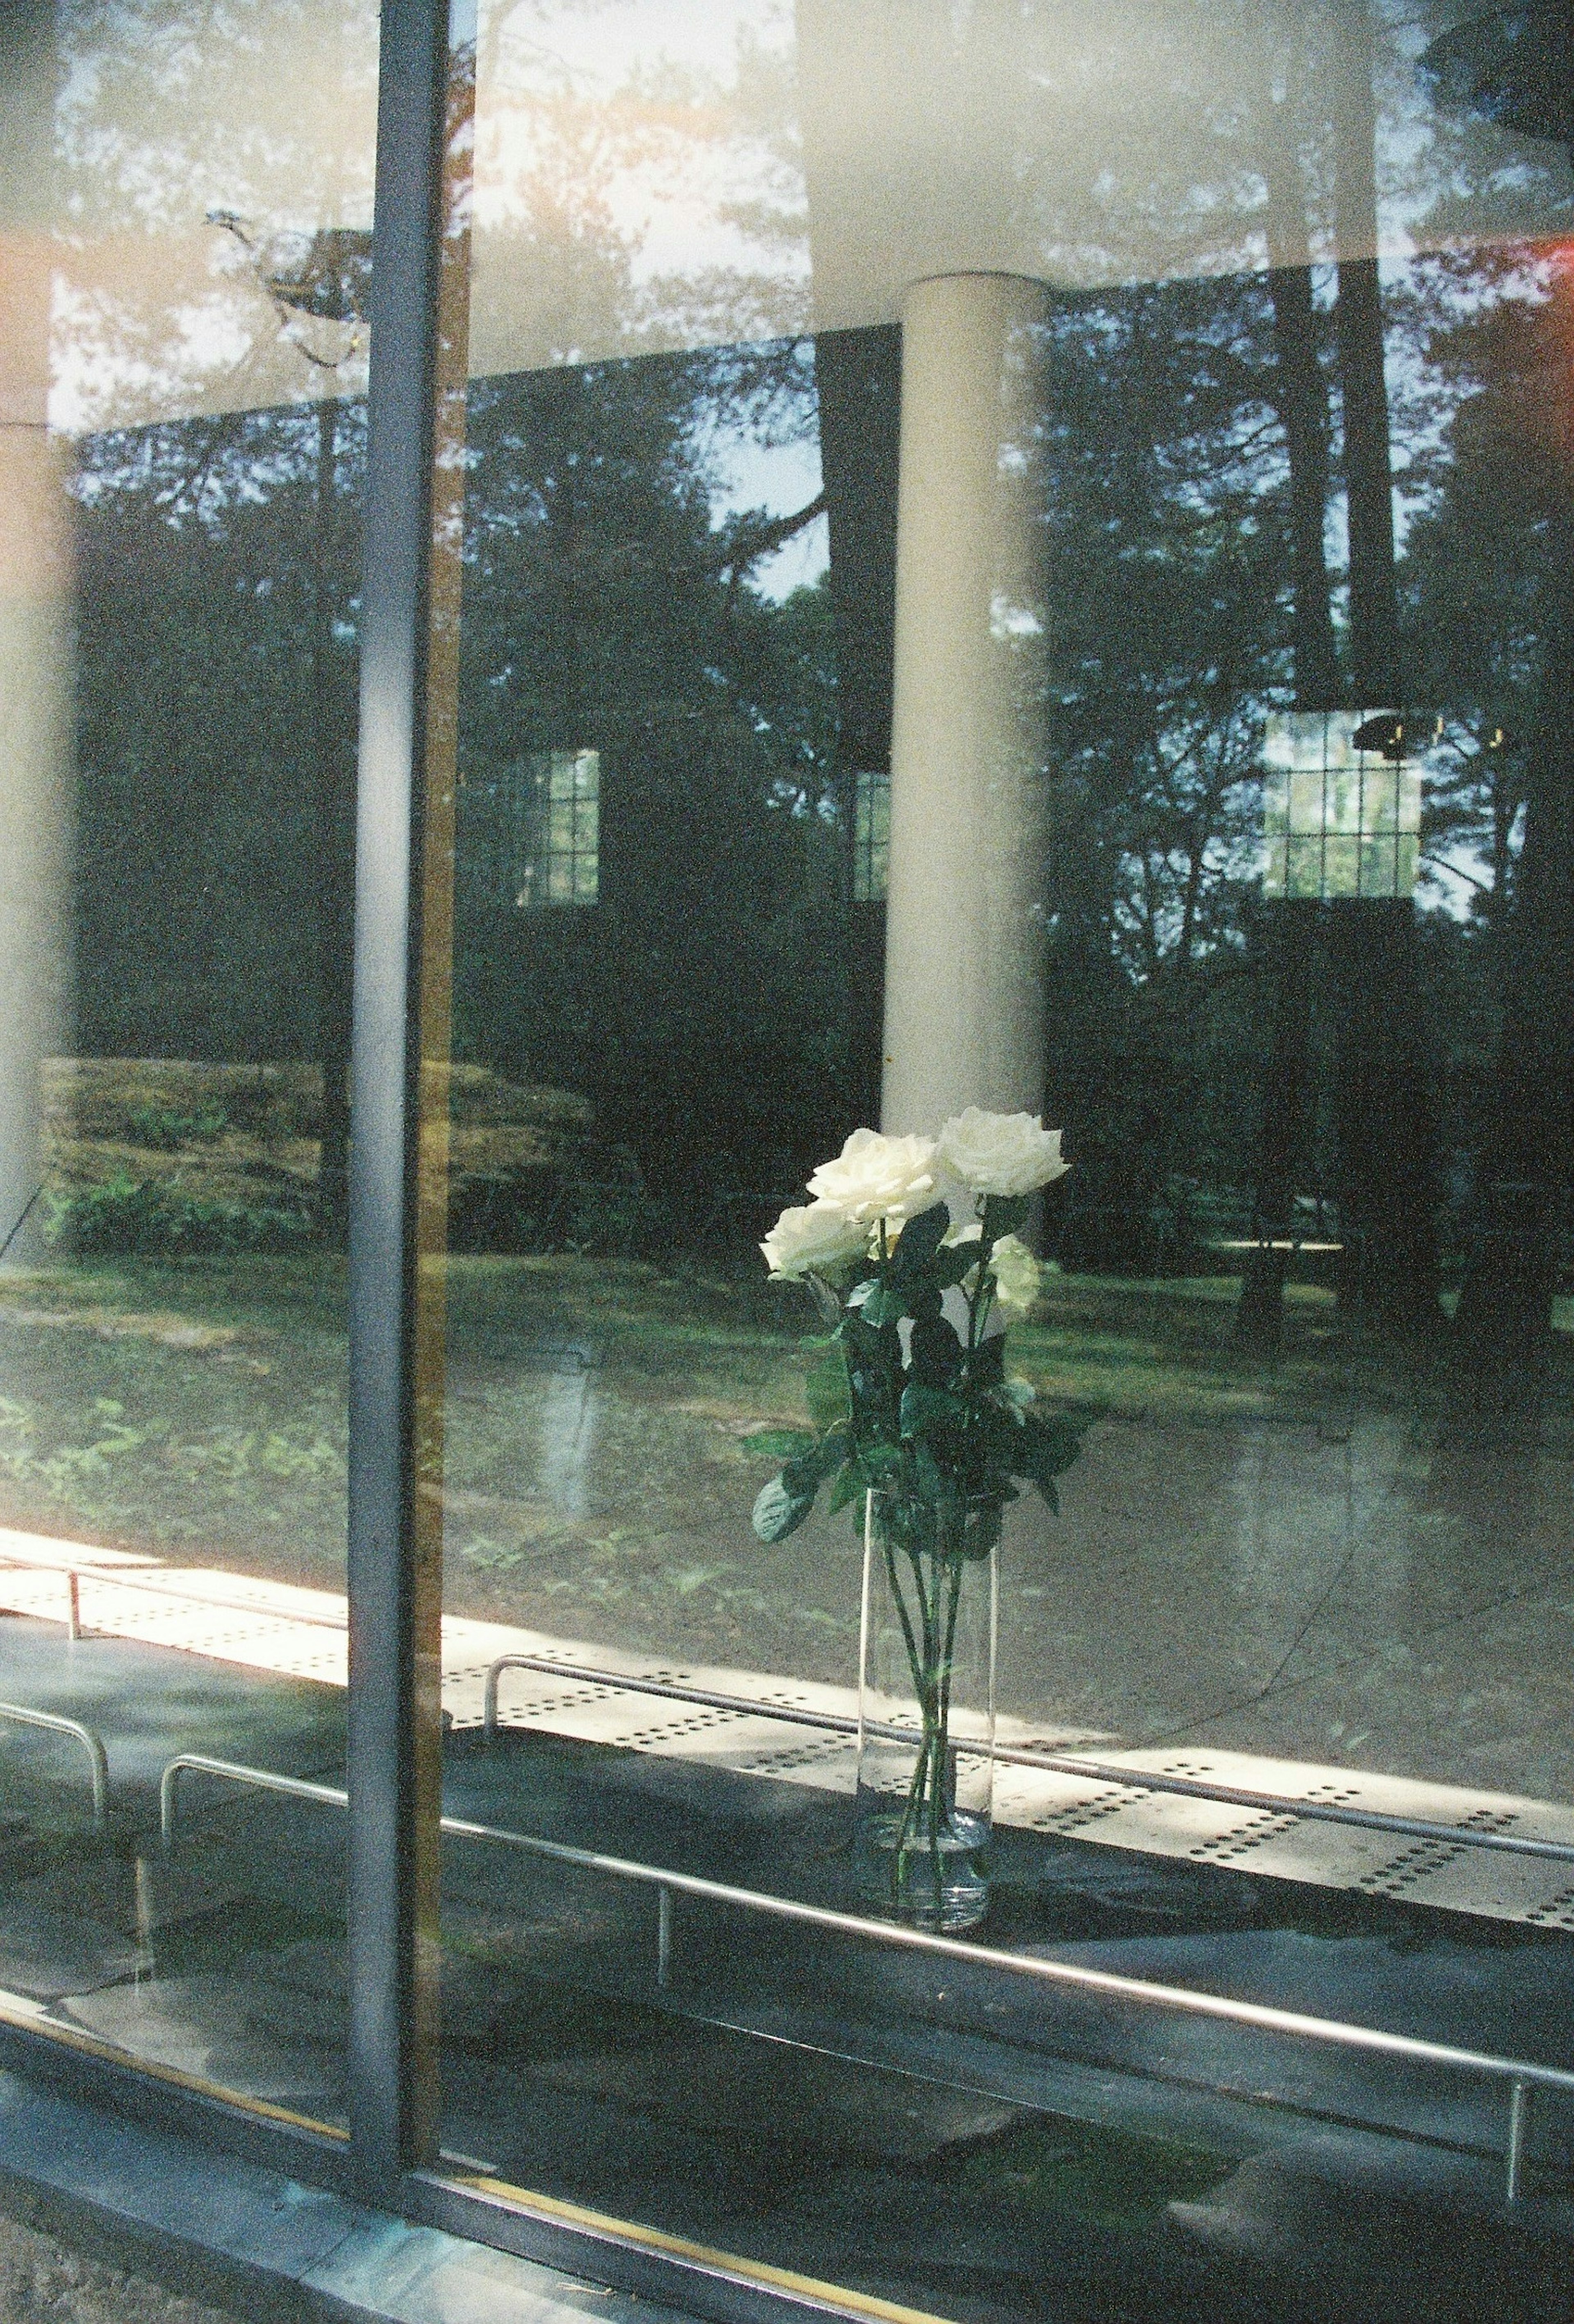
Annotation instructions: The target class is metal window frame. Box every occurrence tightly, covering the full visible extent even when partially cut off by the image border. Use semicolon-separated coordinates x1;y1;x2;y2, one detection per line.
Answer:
344;0;450;2199
345;11;902;2311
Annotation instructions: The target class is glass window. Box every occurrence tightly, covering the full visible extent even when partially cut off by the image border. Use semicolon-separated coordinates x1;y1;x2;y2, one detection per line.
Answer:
0;0;375;2133
411;3;1574;2313
461;750;600;911
8;0;1574;2315
1263;711;1422;900
852;768;890;904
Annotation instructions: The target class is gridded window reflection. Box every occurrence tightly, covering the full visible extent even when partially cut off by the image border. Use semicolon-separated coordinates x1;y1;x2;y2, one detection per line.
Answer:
534;748;600;905
462;749;599;909
1262;710;1421;902
851;766;889;902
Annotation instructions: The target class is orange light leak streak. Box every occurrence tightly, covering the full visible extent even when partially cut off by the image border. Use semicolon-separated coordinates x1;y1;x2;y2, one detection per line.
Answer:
407;20;476;2163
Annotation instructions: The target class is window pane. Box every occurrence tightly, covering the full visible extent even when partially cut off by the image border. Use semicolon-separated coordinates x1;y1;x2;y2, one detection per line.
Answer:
421;2;1574;2313
0;0;375;2131
459;750;598;910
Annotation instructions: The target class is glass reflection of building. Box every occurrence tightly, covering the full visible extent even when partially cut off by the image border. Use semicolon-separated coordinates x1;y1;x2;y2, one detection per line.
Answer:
851;768;890;905
1;3;1574;2320
1262;712;1422;904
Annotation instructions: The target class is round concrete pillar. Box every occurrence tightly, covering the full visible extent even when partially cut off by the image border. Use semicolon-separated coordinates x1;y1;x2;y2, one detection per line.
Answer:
0;7;72;1266
880;271;1052;1138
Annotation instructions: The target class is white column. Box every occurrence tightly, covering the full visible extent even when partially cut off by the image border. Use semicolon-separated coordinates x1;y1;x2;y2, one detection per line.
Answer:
881;272;1052;1138
0;7;72;1266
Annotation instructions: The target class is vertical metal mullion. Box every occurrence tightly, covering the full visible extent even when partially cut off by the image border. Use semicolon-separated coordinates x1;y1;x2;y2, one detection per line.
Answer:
346;0;450;2197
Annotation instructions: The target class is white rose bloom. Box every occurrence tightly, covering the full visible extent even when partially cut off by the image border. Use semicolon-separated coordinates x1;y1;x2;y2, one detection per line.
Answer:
988;1233;1043;1318
936;1108;1069;1198
806;1127;939;1227
760;1200;869;1281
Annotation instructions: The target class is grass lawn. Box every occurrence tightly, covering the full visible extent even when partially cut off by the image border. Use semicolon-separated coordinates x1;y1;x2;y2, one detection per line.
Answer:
0;1248;1364;1690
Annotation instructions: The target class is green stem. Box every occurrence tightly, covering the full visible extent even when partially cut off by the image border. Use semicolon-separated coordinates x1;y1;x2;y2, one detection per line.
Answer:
915;1540;945;1915
937;1547;964;1756
893;1729;930;1907
880;1529;929;1903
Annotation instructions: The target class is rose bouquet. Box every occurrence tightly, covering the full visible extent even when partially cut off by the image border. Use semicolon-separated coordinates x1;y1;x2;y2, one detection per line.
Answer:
753;1109;1081;1928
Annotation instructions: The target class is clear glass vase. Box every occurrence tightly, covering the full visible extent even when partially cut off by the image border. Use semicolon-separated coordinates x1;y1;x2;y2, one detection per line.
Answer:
855;1488;999;1932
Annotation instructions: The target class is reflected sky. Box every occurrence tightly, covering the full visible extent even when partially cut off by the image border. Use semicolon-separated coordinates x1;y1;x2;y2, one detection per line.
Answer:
25;0;1572;435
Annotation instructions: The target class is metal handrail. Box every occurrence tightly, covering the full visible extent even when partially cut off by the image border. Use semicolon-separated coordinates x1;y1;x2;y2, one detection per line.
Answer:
0;1702;109;1826
0;1556;88;1642
159;1754;350;1845
482;1652;860;1744
0;1560;346;1640
157;1748;1573;2202
480;1652;1574;1872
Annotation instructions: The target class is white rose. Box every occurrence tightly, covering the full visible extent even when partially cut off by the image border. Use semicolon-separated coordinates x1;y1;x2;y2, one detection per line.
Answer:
760;1200;870;1281
987;1233;1043;1318
936;1108;1069;1199
806;1127;939;1227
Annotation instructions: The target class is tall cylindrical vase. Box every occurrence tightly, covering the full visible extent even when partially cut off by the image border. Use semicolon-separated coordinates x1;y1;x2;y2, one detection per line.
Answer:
855;1490;999;1931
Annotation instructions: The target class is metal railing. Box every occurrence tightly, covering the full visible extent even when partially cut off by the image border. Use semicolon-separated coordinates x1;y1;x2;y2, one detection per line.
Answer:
0;1559;344;1644
480;1652;1574;1873
0;1702;109;1826
159;1754;349;1845
0;1557;88;1642
157;1748;1574;2204
34;1569;1564;1874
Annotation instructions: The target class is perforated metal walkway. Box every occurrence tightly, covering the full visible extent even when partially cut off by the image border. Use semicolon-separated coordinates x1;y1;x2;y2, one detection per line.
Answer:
2;1523;1573;1929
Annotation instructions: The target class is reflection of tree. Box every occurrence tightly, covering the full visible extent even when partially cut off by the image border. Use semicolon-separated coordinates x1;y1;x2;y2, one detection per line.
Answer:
453;345;848;1201
1034;277;1289;1261
1236;0;1336;1352
471;0;807;365
1404;255;1574;1426
71;403;364;1093
53;0;376;428
58;0;1574;1302
50;0;392;1239
1402;0;1574;1420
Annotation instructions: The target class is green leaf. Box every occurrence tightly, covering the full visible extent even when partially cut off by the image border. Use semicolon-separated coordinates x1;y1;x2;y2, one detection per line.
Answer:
980;1193;1029;1246
858;1281;908;1329
1013;1410;1083;1504
752;1474;815;1543
738;1428;817;1462
889;1202;949;1277
976;1402;1027;1463
910;1313;963;1387
782;1423;851;1497
827;1457;866;1515
931;1241;979;1289
899;1382;964;1440
801;1273;843;1328
804;1347;853;1431
960;1501;1003;1560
